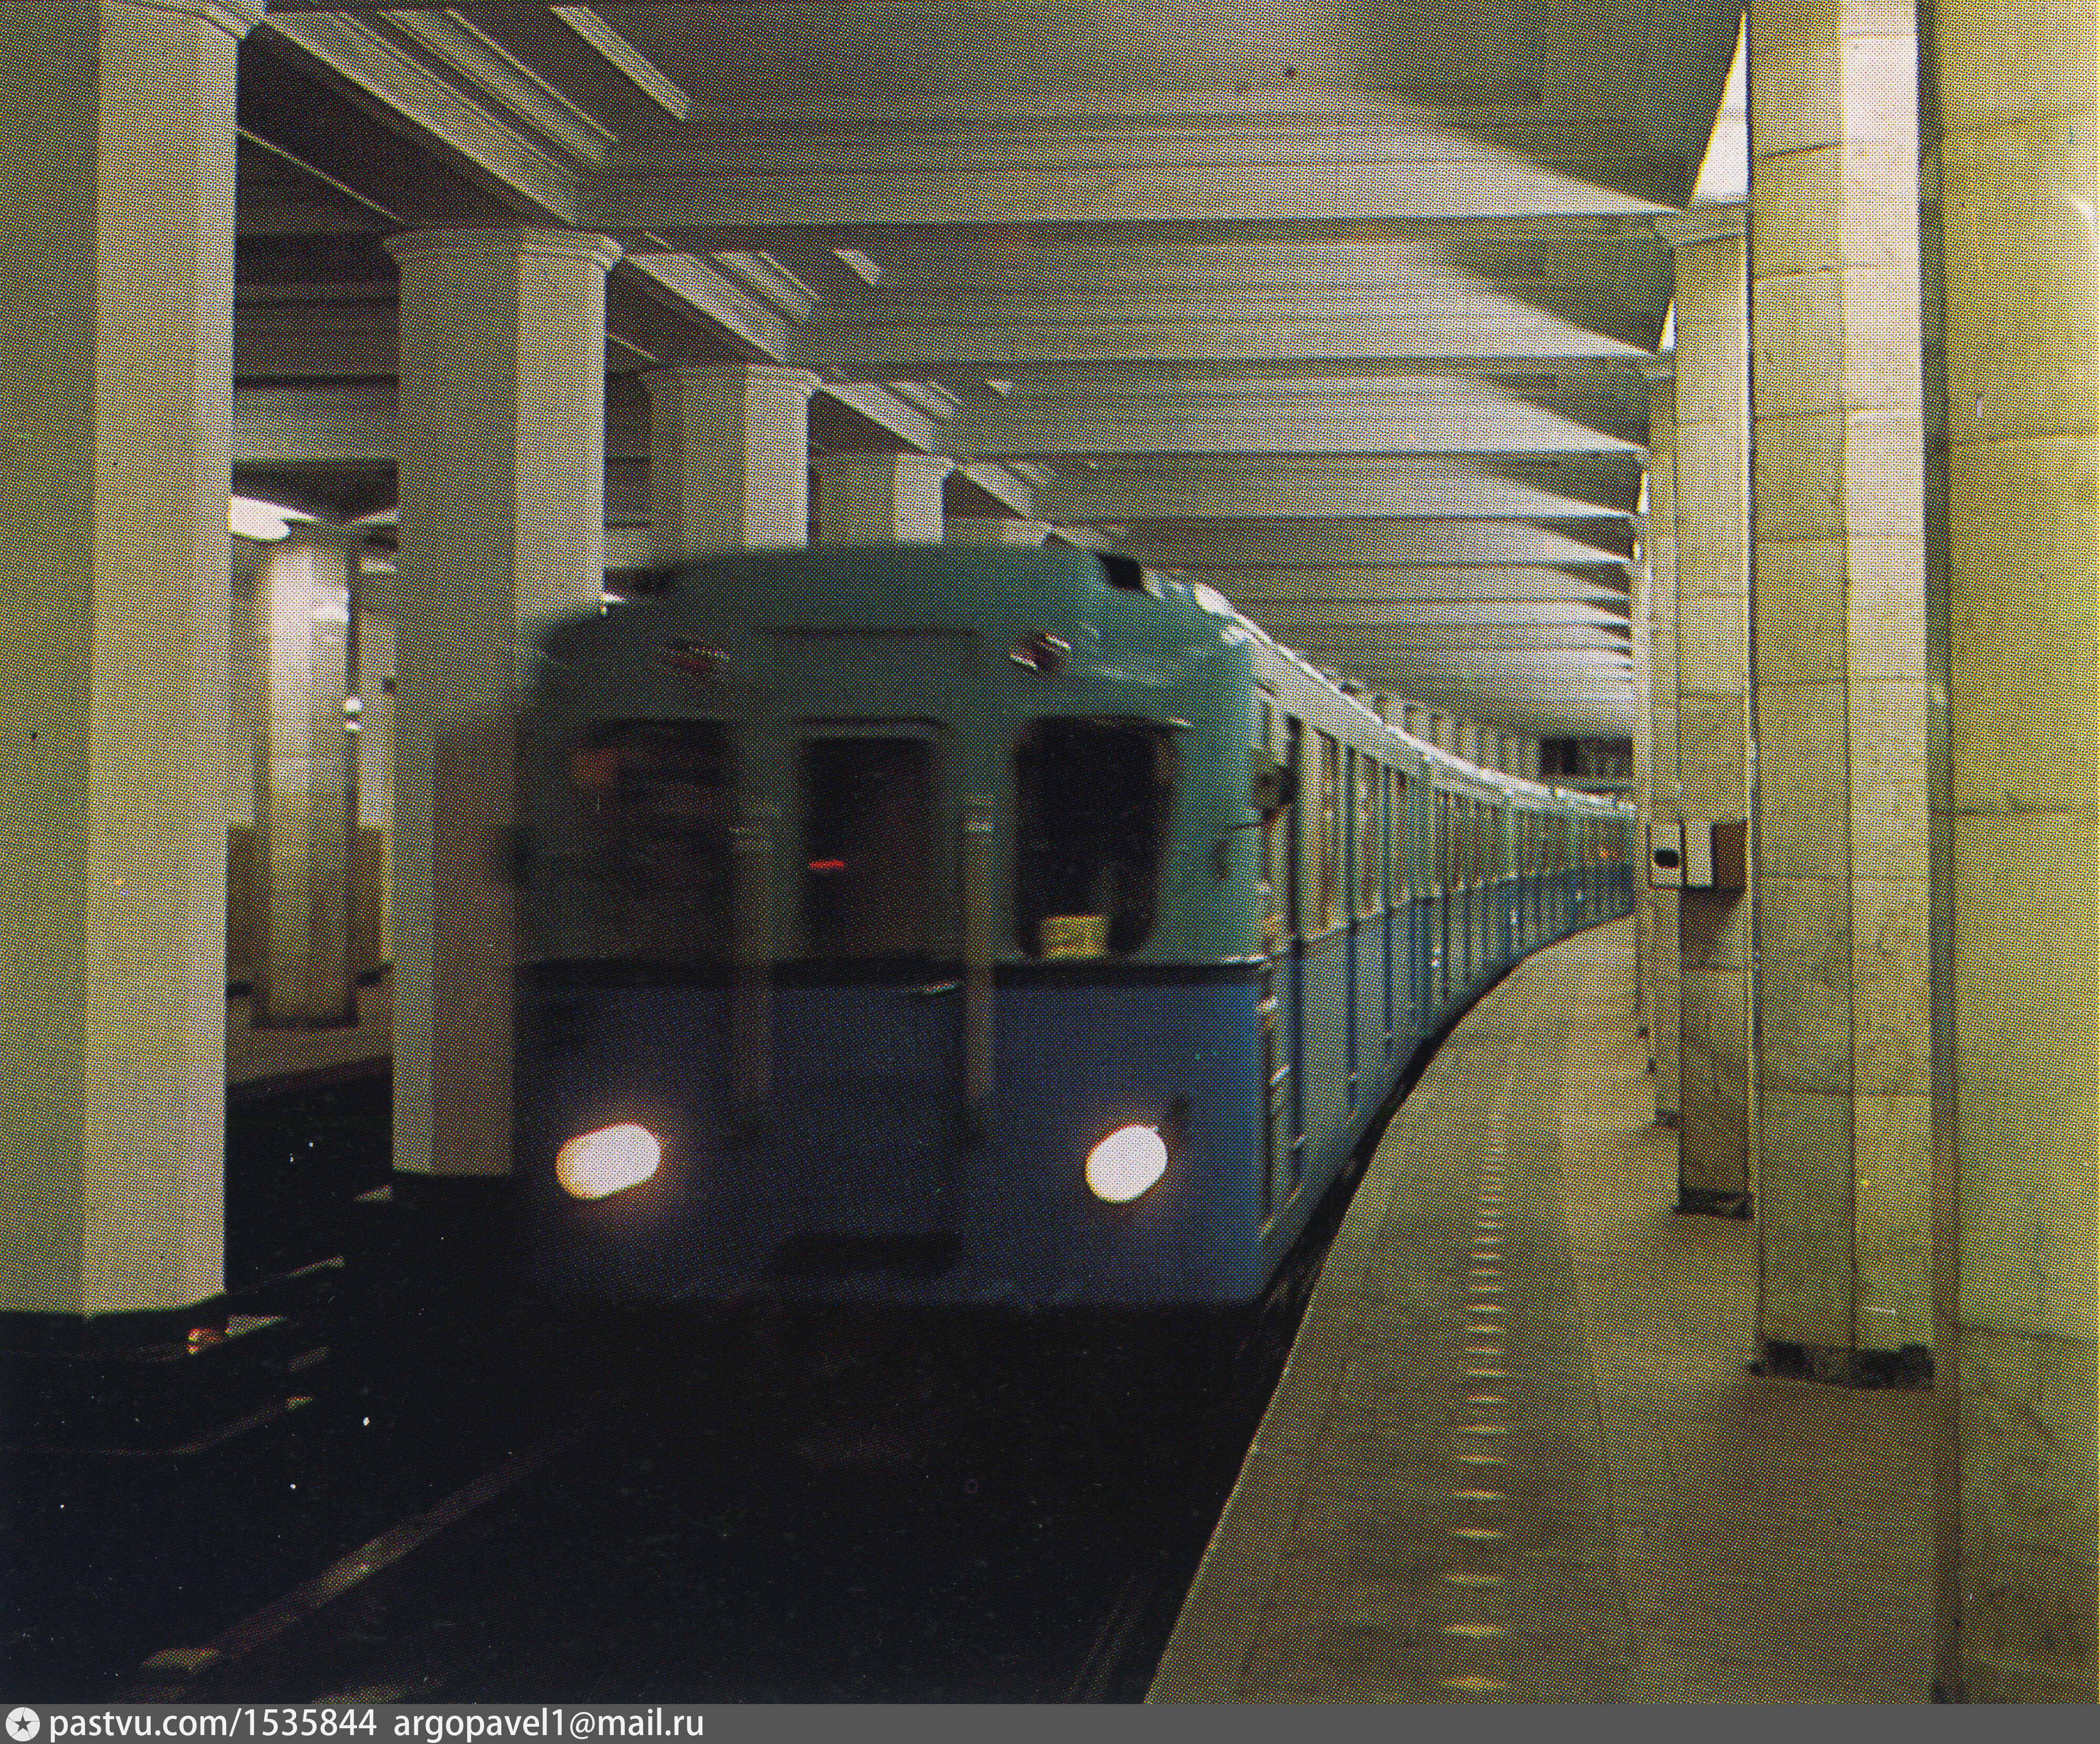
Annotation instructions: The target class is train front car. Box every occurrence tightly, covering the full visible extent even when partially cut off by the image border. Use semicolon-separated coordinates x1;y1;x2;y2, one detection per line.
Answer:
514;545;1274;1309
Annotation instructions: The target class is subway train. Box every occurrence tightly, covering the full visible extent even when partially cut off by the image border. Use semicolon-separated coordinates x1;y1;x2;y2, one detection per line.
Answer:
511;543;1634;1309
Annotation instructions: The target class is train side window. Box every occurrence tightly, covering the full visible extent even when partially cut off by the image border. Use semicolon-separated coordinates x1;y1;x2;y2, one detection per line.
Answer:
568;718;736;961
1013;716;1178;958
1260;698;1288;946
1318;733;1342;932
1357;755;1379;919
800;736;937;960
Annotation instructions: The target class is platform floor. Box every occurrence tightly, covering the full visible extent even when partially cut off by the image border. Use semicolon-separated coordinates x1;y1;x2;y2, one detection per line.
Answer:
1149;917;1935;1703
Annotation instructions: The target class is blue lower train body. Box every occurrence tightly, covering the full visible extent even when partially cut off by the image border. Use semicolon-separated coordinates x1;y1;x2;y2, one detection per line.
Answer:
516;864;1632;1309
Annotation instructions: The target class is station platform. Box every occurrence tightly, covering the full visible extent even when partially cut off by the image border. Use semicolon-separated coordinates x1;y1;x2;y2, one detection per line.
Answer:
1148;916;1936;1704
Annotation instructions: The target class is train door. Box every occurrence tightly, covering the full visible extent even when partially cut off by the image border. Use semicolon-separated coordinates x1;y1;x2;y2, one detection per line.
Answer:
1259;701;1303;1218
1284;713;1308;1197
1460;792;1475;987
1381;763;1395;1060
1403;766;1420;1029
1434;787;1450;1009
1343;745;1359;1113
1479;799;1492;968
1498;803;1510;958
781;725;959;1231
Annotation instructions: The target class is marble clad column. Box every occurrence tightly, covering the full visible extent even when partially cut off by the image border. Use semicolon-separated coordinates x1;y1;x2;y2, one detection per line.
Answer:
252;531;358;1029
1632;478;1655;1048
644;364;818;559
1923;0;2097;1700
0;0;262;1316
814;452;954;544
1644;363;1684;1125
1747;0;1931;1374
1403;703;1432;740
947;516;1052;546
354;586;395;968
1660;206;1753;1213
385;227;621;1179
1435;715;1458;755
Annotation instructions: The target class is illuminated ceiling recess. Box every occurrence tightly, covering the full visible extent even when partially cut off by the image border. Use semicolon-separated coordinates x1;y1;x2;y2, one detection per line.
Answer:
232;1;1748;738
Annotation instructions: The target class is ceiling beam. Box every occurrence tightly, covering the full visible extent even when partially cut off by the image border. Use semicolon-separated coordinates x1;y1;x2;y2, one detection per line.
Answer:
579;120;1683;237
943;371;1644;460
1116;519;1635;568
1043;456;1639;524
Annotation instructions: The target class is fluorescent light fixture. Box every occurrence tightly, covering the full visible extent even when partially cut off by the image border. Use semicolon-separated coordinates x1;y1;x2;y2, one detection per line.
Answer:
833;248;884;285
230;495;299;542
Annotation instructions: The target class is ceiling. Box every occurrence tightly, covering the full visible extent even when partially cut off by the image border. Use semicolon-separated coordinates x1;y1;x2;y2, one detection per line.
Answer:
232;1;1748;739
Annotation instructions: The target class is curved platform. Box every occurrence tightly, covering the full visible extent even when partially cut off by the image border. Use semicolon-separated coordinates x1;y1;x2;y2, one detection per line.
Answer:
1149;916;1935;1703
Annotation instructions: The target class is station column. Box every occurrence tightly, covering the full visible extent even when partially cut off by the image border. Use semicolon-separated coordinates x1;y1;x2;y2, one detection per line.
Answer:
815;452;954;543
0;0;262;1319
643;364;819;559
1640;359;1681;1109
385;227;621;1182
252;530;359;1029
1659;206;1753;1215
1923;0;2098;1699
1746;0;1933;1377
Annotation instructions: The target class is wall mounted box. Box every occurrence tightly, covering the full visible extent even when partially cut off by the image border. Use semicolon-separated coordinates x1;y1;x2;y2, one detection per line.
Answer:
1647;822;1684;888
1682;819;1746;890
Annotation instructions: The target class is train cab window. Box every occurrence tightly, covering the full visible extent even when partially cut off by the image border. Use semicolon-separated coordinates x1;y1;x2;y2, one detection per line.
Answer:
1318;734;1342;932
1014;717;1177;958
569;718;736;960
1357;756;1379;919
800;736;937;960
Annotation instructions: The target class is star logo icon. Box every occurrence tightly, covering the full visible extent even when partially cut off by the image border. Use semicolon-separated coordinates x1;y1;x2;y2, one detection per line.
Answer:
8;1709;40;1742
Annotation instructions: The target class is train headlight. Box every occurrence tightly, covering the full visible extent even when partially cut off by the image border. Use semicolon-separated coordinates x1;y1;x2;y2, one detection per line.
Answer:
556;1123;662;1201
1085;1123;1169;1204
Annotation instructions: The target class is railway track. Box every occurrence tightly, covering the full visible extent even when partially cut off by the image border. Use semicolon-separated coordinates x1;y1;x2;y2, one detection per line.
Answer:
103;1288;1295;1704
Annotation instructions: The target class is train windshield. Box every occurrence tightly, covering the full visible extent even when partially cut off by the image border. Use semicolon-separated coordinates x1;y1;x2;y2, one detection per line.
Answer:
566;718;735;961
1013;717;1178;959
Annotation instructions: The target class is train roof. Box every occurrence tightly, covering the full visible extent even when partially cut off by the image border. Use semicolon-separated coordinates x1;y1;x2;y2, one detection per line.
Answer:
618;540;1226;639
558;544;1629;819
